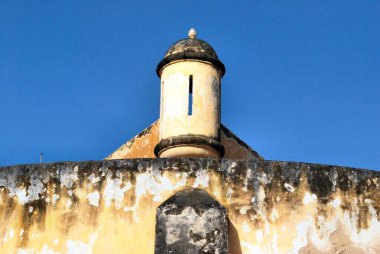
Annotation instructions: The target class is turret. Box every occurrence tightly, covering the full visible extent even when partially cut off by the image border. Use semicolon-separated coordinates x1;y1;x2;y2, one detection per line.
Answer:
154;29;225;158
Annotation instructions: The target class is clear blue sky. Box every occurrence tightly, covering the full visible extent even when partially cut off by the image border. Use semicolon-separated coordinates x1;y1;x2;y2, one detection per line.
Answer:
1;1;379;170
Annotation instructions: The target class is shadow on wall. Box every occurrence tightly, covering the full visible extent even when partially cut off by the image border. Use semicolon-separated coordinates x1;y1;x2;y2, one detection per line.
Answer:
228;220;242;254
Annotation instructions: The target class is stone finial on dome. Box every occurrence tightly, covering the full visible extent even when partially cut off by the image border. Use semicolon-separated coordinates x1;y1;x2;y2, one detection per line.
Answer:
156;28;225;77
188;28;197;39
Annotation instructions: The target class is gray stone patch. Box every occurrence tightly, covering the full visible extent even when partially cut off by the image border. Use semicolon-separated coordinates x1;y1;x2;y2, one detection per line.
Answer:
155;189;228;254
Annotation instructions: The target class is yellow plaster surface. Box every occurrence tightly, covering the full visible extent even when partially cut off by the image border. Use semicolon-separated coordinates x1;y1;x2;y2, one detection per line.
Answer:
1;160;379;253
106;121;263;160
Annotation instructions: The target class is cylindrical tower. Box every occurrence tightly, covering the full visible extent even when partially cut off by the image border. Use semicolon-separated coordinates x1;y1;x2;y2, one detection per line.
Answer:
154;29;225;158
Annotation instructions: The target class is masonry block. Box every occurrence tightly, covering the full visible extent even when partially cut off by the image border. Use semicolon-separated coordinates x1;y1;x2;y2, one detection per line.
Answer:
155;188;228;254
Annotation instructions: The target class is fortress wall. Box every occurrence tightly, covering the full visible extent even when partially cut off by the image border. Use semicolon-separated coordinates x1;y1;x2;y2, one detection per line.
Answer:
0;159;379;253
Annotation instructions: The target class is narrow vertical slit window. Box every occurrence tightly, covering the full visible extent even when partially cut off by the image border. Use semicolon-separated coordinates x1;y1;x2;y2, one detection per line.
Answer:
160;81;164;119
188;75;193;116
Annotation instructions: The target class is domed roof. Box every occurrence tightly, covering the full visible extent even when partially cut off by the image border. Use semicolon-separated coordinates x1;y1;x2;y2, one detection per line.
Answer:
156;29;225;77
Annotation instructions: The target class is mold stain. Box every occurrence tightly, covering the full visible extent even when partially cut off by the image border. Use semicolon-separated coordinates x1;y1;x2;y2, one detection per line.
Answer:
0;159;379;253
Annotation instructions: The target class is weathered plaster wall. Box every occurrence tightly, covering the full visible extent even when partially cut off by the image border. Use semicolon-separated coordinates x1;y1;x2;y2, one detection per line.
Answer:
1;159;379;253
106;121;263;160
106;121;159;159
220;126;264;161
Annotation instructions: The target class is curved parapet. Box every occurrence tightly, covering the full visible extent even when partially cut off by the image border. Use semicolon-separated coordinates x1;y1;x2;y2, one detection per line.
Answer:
0;159;379;253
